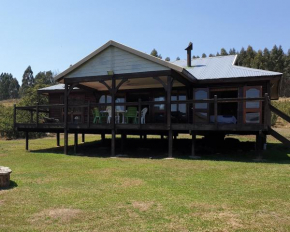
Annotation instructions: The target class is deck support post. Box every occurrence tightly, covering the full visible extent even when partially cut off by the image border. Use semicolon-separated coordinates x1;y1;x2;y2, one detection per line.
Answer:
121;133;126;153
64;83;69;155
56;133;60;147
25;131;29;150
168;130;173;158
189;132;200;159
74;133;78;154
82;133;85;143
111;75;116;157
101;134;105;144
255;130;265;161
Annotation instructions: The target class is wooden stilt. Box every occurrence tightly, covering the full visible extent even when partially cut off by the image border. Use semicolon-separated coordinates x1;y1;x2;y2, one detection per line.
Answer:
121;133;126;153
56;132;60;147
64;83;69;155
82;133;85;143
190;132;200;159
161;135;164;140
101;134;105;143
254;131;265;161
25;131;29;150
111;130;115;157
168;130;173;158
74;133;78;154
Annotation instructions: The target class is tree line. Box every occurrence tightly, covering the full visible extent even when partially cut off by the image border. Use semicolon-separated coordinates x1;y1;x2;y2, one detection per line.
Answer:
151;45;290;97
0;66;56;101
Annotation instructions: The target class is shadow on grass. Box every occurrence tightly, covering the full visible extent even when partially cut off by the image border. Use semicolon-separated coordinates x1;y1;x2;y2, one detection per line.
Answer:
30;138;290;164
0;180;18;191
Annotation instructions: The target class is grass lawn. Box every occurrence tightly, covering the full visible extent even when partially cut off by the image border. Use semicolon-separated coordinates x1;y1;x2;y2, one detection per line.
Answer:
0;134;290;231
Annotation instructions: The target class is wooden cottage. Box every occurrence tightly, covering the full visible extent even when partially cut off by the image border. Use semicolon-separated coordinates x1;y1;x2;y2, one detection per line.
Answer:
14;40;290;157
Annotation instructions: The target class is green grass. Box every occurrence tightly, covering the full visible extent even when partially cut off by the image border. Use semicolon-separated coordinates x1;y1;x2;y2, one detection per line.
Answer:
0;135;290;231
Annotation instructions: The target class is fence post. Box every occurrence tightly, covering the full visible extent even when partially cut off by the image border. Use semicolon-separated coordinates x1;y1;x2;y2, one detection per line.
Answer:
13;104;16;129
36;102;39;127
214;95;218;127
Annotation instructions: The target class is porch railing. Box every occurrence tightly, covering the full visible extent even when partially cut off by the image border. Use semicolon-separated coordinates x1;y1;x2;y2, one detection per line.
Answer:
14;94;270;129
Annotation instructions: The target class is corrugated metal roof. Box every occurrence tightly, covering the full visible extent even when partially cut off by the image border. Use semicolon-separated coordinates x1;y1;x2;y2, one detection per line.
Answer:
172;55;282;80
38;84;79;91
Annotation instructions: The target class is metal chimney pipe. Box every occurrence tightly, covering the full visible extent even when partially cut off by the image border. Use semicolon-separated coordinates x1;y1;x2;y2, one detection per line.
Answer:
185;42;193;67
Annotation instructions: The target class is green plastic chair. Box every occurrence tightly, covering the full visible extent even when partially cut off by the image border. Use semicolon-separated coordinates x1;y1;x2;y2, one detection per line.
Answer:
92;107;102;123
125;107;138;124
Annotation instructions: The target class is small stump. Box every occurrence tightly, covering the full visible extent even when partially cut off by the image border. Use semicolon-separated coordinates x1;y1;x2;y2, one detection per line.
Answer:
0;166;12;188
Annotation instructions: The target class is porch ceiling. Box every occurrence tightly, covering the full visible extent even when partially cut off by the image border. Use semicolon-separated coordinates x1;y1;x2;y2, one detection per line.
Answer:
79;76;184;91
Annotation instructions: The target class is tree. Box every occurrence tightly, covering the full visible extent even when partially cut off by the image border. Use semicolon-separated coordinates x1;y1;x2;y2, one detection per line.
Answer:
35;71;55;85
9;78;20;99
20;66;34;97
202;53;207;58
251;50;264;69
165;57;170;61
270;45;285;72
229;48;237;55
236;47;246;66
220;48;228;56
176;57;180;61
0;73;13;100
209;54;215;57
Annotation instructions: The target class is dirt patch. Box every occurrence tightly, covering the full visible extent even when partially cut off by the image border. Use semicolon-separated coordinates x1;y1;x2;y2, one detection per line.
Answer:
121;178;144;188
0;200;4;206
0;154;7;157
30;208;82;224
132;201;154;212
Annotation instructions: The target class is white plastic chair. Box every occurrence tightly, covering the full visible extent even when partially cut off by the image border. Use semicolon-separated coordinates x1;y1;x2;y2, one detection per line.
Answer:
106;106;120;124
140;107;148;124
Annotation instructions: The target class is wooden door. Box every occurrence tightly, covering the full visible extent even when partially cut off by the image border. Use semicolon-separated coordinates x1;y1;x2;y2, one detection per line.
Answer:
243;86;262;124
193;88;209;123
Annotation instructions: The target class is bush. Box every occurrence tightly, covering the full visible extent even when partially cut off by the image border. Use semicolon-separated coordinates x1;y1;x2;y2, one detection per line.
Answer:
271;99;290;126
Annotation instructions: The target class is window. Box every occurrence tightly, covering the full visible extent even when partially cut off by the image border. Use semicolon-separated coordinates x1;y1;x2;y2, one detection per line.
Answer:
243;86;262;124
193;88;209;123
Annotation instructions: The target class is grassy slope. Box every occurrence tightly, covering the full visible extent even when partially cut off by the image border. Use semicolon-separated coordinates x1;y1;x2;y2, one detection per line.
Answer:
0;135;290;231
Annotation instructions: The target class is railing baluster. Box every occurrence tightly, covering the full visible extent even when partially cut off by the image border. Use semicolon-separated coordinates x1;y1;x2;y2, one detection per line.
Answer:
36;102;39;127
138;98;141;126
214;95;218;127
87;101;90;128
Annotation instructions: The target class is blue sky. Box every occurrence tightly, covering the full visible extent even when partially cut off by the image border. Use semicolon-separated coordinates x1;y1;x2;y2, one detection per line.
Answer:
1;0;289;82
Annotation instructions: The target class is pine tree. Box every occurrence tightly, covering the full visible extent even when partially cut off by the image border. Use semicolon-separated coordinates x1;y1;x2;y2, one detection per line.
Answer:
251;50;264;69
229;48;237;55
150;49;158;57
20;66;34;97
220;48;228;56
236;47;246;66
270;45;285;72
202;53;207;58
0;73;14;100
165;57;170;61
263;48;272;70
176;57;180;61
209;54;215;57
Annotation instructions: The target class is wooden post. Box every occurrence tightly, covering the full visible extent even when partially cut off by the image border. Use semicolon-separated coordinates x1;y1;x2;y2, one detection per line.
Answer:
13;104;16;129
36;102;39;127
255;130;264;161
214;95;218;128
191;132;196;157
30;110;33;123
64;83;69;155
82;133;85;143
87;101;90;128
138;98;142;125
168;130;173;158
264;93;269;129
121;133;126;153
25;131;29;150
57;132;60;147
74;133;78;154
101;134;105;143
111;76;116;157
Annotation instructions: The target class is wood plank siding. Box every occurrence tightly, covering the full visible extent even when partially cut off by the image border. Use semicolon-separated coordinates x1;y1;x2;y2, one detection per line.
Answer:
66;46;170;78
